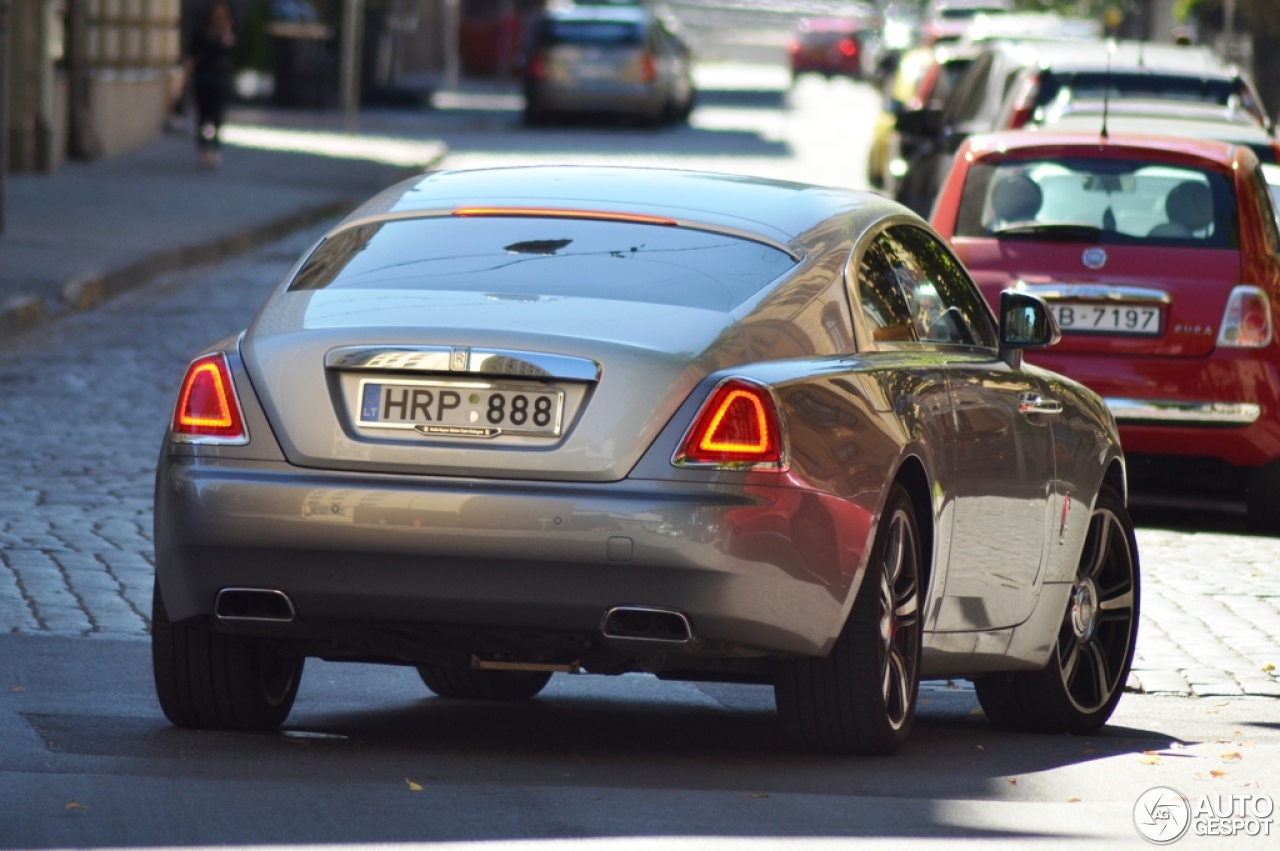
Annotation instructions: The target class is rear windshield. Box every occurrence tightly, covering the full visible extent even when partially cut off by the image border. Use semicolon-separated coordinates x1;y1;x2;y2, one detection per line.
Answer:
954;157;1238;248
538;20;643;47
289;217;796;312
1039;72;1246;111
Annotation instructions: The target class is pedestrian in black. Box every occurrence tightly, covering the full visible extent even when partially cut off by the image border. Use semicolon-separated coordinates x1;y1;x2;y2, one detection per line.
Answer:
185;0;237;169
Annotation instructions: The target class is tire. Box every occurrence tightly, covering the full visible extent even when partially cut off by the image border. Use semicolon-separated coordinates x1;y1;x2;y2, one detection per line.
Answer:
1247;460;1280;533
151;583;303;731
775;483;923;755
975;485;1140;734
417;666;552;701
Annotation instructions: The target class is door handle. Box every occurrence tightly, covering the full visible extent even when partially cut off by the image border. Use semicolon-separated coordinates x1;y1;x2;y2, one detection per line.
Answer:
1019;392;1063;416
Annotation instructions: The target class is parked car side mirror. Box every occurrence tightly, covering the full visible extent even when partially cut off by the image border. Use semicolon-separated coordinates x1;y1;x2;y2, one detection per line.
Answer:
895;107;942;137
999;290;1061;368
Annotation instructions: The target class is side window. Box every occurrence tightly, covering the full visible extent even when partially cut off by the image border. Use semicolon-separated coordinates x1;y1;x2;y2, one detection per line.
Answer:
1249;164;1280;256
856;239;918;344
886;226;1000;348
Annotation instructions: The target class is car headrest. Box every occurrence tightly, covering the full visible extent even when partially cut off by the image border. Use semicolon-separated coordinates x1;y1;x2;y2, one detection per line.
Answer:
991;174;1043;223
1165;181;1214;232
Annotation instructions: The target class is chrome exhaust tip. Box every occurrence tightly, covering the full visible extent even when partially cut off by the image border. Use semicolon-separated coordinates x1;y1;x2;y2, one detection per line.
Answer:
215;587;296;622
601;606;693;644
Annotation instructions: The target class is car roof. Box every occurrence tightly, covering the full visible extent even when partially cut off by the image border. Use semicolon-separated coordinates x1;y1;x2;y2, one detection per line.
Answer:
961;12;1101;45
1027;39;1232;75
798;16;874;32
1044;112;1274;144
1045;97;1263;125
336;165;907;255
964;129;1244;168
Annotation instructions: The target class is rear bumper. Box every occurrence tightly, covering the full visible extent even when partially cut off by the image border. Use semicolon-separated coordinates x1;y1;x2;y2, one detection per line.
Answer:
154;457;873;660
526;82;664;115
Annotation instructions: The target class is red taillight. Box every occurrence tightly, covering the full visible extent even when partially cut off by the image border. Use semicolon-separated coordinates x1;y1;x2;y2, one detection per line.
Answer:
838;38;857;58
528;52;547;81
676;379;784;469
640;52;657;83
172;353;248;443
1004;73;1040;129
1218;285;1273;348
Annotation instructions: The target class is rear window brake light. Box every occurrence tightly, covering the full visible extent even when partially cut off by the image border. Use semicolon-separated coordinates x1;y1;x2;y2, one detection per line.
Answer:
453;208;678;226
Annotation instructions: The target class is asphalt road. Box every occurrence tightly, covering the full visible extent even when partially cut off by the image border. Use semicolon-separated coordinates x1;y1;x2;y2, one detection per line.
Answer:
2;71;1279;849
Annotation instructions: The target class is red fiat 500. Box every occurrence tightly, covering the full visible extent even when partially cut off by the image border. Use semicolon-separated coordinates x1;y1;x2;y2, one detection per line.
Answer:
932;130;1280;528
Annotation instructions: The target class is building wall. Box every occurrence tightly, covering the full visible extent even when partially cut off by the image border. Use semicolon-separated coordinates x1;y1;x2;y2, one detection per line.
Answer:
85;0;182;158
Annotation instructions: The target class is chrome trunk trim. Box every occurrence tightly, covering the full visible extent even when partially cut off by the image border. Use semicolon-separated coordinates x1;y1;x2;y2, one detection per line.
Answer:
325;346;602;381
1017;282;1172;303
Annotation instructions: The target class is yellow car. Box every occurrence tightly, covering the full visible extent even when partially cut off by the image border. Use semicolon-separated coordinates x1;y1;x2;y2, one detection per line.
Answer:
868;46;939;194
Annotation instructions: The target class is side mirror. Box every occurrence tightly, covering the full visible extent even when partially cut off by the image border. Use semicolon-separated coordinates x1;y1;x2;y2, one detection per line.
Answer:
895;107;942;137
999;290;1061;368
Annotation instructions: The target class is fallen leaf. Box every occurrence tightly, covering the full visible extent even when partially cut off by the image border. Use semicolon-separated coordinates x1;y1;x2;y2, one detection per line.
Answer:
742;792;769;799
1211;770;1228;779
65;802;86;811
1264;664;1275;673
405;779;423;792
1142;749;1159;755
1222;752;1243;762
1216;701;1232;708
1007;779;1018;786
10;686;24;693
969;708;985;716
1067;796;1082;803
1138;755;1162;765
975;744;986;752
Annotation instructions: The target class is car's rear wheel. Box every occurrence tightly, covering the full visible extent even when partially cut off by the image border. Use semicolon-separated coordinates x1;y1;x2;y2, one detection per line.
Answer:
975;485;1139;734
151;583;303;731
417;666;552;701
775;483;923;755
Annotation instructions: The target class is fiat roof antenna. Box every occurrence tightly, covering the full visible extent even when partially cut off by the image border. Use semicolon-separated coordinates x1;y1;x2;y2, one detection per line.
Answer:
1100;39;1115;142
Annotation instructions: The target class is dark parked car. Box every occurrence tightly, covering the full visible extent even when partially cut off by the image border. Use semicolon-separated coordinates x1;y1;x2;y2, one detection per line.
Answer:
895;39;1258;216
152;165;1140;755
521;4;695;126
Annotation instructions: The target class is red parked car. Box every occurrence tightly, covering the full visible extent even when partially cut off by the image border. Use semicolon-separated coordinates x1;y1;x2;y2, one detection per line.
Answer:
787;17;878;82
931;130;1280;528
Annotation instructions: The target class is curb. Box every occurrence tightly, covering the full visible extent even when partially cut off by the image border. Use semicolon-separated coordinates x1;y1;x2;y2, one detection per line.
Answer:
0;199;361;343
0;158;443;345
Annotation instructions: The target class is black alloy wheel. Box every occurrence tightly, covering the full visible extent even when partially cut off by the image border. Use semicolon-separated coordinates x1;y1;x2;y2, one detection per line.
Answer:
775;483;923;755
976;485;1140;734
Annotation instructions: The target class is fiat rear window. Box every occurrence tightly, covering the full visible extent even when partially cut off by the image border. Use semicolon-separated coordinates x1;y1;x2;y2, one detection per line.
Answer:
538;20;643;46
954;157;1239;248
289;216;797;312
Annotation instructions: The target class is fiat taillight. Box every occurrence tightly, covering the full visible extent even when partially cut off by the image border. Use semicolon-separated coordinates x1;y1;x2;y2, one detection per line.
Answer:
675;378;785;469
1218;285;1273;348
171;353;248;444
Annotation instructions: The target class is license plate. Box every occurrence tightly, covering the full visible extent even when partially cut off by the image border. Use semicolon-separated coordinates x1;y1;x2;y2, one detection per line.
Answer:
1049;303;1162;336
358;379;564;438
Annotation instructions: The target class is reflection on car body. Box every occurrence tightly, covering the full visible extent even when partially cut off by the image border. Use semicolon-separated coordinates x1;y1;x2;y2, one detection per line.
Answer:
153;165;1139;755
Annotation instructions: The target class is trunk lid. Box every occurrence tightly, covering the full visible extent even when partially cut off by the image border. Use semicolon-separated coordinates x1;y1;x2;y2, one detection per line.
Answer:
954;239;1241;359
242;289;746;482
